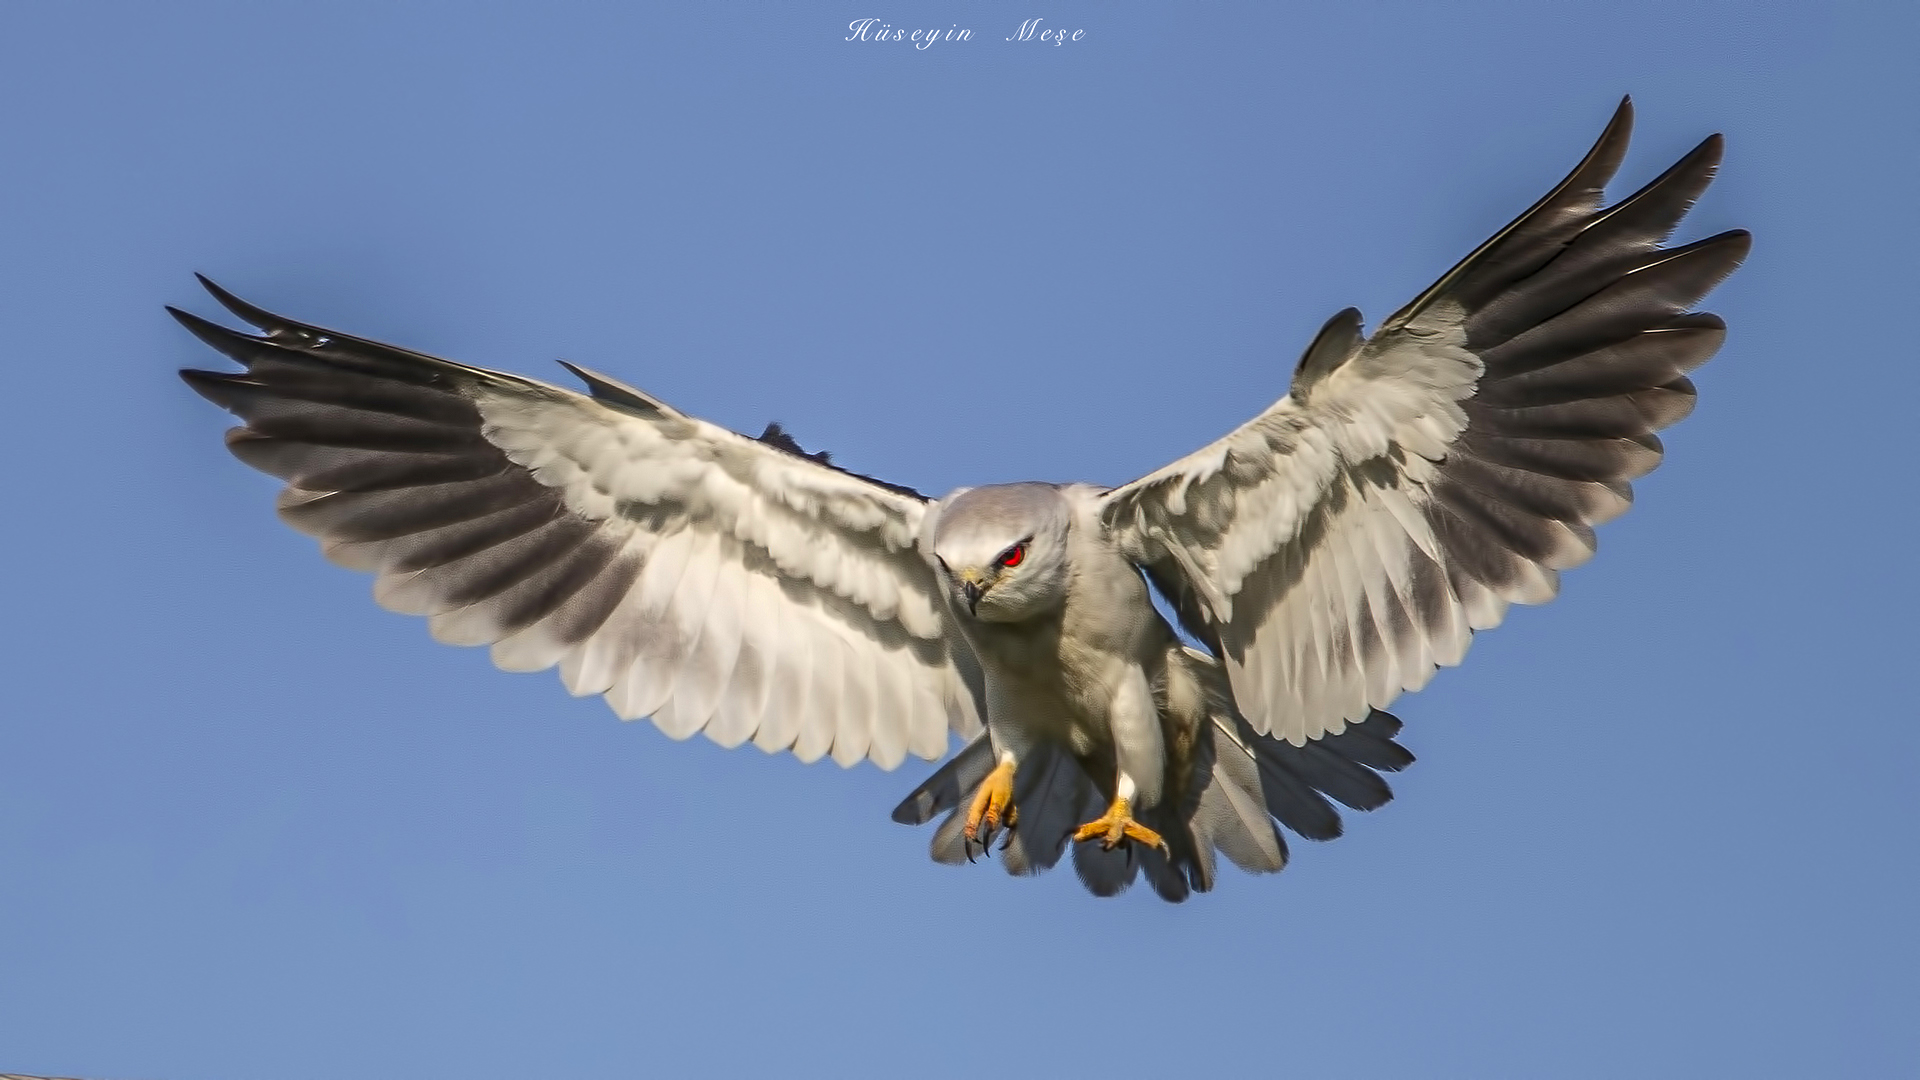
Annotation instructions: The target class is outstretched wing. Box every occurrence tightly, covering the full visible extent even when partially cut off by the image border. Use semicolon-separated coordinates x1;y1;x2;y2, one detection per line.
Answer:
177;278;982;769
1100;99;1748;745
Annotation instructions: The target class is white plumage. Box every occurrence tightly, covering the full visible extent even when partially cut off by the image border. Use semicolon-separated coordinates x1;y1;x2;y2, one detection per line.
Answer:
180;99;1746;900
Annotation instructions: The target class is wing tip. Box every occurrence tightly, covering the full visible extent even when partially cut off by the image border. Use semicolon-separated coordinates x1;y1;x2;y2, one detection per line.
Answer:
168;304;259;363
1383;98;1641;332
192;273;285;333
1290;306;1364;401
176;366;245;408
556;360;680;419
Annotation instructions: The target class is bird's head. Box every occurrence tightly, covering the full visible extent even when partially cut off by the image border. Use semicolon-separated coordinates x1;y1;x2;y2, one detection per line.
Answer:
929;483;1071;622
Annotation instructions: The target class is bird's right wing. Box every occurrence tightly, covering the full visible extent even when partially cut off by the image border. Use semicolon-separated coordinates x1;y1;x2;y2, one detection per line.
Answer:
178;279;982;769
1100;99;1748;744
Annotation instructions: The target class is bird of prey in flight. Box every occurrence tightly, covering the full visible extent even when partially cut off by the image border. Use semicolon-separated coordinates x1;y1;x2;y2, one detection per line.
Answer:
178;99;1746;901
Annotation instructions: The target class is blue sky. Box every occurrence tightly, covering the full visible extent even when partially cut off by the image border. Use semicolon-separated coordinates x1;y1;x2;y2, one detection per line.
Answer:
2;2;1914;1077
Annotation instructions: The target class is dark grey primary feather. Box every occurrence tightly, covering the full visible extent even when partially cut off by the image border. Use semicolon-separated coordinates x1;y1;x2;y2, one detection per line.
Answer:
1242;709;1409;840
1385;99;1746;613
1103;98;1748;758
1405;107;1746;609
175;301;630;646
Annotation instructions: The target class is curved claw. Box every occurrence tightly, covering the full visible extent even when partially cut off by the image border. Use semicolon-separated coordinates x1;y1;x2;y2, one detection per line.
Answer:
963;760;1016;846
1072;796;1169;854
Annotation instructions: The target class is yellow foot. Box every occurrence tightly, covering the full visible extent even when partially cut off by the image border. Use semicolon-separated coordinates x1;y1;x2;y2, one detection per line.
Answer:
1073;796;1169;854
963;760;1016;847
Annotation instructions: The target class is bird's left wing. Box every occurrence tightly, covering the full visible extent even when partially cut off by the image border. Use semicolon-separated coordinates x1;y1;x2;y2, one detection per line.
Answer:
177;278;981;769
1099;100;1748;745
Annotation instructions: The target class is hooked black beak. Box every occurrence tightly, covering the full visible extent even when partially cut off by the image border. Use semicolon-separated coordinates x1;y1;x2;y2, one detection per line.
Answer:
962;580;983;615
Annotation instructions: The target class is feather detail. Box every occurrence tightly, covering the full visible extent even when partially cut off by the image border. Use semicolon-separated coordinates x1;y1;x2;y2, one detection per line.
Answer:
177;280;984;770
1099;100;1745;743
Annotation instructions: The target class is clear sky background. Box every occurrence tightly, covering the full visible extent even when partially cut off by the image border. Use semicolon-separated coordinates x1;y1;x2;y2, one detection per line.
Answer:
1;2;1914;1077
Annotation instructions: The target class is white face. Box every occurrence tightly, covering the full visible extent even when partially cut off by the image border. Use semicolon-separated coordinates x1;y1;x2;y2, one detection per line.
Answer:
929;485;1070;623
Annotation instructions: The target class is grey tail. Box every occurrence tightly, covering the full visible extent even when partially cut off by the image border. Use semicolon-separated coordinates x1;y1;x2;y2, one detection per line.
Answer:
891;709;1412;903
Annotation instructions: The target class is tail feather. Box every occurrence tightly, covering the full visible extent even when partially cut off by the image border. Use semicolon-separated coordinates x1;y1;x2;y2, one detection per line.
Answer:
919;741;1091;871
1197;723;1289;874
1070;784;1140;897
1137;842;1191;903
927;802;973;866
999;746;1085;876
893;652;1413;902
891;735;996;826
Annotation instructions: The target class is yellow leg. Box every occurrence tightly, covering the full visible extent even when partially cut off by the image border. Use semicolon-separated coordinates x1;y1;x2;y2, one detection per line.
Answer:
963;760;1016;844
1073;795;1169;854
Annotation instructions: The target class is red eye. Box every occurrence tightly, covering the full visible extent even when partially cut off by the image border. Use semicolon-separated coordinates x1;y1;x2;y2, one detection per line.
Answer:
998;543;1024;568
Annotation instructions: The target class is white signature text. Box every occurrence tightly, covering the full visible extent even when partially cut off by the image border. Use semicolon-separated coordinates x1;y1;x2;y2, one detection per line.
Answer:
845;19;973;49
843;18;1087;49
